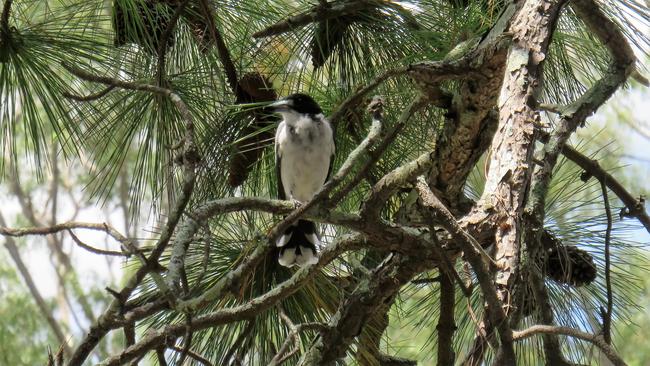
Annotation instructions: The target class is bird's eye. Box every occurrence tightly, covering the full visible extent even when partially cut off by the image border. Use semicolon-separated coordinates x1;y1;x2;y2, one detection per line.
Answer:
289;126;296;134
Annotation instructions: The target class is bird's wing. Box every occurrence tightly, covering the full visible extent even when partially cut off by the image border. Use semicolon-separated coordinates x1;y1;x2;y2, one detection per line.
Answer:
275;121;286;200
326;153;335;182
325;119;336;182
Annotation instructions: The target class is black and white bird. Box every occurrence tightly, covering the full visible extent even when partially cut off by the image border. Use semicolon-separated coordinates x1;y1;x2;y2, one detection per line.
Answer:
270;94;335;267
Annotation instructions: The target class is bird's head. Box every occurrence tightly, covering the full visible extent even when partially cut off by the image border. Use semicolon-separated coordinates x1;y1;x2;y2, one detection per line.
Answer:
269;93;323;116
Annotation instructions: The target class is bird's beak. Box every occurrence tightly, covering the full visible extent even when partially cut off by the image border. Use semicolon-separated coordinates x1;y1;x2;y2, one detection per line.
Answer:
269;99;292;112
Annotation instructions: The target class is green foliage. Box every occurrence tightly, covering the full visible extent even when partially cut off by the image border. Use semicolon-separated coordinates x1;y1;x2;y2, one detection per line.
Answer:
0;257;59;365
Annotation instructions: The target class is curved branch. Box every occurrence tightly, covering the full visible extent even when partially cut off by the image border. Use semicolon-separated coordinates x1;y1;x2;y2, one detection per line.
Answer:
562;145;650;234
512;325;627;366
62;85;116;102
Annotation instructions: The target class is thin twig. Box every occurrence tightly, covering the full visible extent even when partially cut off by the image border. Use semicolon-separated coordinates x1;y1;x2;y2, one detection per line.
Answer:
62;63;195;124
62;86;116;102
222;320;255;364
561;145;650;234
269;306;299;366
168;345;214;366
411;276;441;284
429;229;471;298
67;230;128;257
0;221;129;245
124;322;136;348
600;180;613;344
538;103;564;114
176;314;193;365
329;96;426;206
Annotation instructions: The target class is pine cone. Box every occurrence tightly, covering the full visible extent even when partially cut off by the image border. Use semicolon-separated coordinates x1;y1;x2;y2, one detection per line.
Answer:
545;245;597;287
227;72;278;188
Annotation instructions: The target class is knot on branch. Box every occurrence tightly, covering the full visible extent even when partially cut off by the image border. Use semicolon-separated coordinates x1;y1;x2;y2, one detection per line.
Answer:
619;194;646;219
366;96;384;120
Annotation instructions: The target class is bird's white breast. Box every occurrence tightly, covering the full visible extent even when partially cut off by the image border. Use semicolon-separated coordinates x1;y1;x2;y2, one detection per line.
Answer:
276;114;334;202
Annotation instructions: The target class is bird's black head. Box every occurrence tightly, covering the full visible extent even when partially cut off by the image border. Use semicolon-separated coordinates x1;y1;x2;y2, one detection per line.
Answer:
270;93;323;115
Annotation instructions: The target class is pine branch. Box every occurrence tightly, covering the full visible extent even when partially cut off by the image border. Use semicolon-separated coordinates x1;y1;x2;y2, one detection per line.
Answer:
527;0;637;225
466;1;568;362
98;234;364;365
252;1;380;39
62;62;199;364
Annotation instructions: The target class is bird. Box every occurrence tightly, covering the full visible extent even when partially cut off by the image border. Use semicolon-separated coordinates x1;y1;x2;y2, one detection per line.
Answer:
270;93;335;267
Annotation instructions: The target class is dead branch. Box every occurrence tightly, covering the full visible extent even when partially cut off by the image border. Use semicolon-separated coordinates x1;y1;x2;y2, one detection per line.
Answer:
198;0;238;93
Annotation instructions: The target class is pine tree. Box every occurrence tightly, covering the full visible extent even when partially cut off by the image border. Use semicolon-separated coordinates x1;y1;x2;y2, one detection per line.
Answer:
0;0;649;365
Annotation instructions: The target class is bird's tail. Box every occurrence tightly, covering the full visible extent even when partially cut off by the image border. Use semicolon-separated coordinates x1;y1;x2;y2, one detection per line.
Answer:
276;219;319;267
